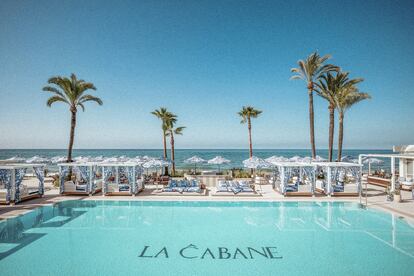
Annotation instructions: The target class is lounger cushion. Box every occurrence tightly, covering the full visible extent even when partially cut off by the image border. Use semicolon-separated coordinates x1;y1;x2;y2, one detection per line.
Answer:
76;184;87;191
118;184;130;191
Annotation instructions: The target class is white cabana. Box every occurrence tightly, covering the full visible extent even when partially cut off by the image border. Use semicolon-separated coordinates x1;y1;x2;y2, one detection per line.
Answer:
314;162;362;196
207;156;230;173
98;163;144;196
58;162;103;195
271;162;316;196
184;156;206;174
360;146;414;195
0;164;45;204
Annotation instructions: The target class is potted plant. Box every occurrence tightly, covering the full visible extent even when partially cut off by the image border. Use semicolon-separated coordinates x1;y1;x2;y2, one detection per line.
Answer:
394;185;402;202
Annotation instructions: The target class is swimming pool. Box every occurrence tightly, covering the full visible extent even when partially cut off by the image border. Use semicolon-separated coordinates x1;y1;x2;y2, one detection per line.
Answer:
0;200;413;275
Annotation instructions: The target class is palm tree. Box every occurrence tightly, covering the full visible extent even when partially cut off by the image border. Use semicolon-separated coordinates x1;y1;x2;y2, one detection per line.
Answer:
315;72;363;161
166;119;185;175
335;86;370;161
43;74;102;162
151;107;176;175
291;52;339;158
238;106;262;158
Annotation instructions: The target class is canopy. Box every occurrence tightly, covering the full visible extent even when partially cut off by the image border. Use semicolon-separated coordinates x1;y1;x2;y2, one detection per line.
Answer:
26;156;49;163
243;156;271;169
184;156;206;164
341;155;357;163
265;156;289;164
51;156;67;163
289;156;302;162
363;157;384;164
313;155;327;162
207;156;230;165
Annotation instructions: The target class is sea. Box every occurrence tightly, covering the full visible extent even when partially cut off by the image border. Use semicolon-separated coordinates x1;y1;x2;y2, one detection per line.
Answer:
0;149;393;172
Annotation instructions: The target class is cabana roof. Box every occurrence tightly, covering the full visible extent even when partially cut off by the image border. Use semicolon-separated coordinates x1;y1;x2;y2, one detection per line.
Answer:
0;163;44;169
359;153;414;160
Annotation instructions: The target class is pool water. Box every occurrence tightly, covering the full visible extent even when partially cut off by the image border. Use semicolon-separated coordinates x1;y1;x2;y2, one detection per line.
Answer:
0;200;413;275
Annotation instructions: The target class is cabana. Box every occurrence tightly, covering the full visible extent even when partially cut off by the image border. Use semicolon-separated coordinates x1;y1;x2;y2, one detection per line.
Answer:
99;163;144;196
58;163;103;195
271;162;316;196
359;145;414;194
314;162;362;197
0;164;45;204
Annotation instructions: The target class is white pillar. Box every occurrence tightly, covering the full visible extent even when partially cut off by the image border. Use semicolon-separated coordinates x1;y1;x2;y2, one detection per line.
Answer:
102;167;106;196
391;157;395;192
11;168;16;204
327;167;331;196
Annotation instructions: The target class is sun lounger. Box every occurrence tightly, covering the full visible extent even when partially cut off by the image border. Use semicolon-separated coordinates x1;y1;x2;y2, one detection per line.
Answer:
213;180;259;196
159;179;203;195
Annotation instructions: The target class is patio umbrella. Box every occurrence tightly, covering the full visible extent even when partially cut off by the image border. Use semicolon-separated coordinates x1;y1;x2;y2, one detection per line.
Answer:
184;156;206;174
5;156;26;163
265;156;289;165
51;156;67;164
26;156;49;163
207;156;230;173
243;156;271;169
341;155;357;163
313;155;327;162
300;156;313;163
103;156;119;163
363;157;384;175
289;156;302;162
92;155;105;162
73;156;92;163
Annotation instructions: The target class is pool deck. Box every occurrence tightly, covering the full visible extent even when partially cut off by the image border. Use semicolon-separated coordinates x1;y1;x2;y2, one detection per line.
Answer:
1;183;413;222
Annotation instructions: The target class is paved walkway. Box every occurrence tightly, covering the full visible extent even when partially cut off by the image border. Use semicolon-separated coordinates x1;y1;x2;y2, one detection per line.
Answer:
0;183;413;221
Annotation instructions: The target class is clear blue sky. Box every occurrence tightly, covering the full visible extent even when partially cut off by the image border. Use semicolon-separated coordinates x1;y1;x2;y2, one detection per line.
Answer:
0;0;413;149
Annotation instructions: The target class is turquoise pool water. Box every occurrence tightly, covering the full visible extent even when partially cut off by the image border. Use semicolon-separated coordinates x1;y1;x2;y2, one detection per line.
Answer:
0;201;413;275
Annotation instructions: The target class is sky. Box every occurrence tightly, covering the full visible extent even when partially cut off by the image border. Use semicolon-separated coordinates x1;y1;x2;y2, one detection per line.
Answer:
0;0;413;150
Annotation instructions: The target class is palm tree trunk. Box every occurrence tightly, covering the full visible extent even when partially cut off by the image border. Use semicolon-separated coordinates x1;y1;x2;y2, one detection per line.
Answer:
162;132;169;175
337;112;344;162
328;104;335;162
67;107;77;162
308;86;316;159
170;131;175;175
248;117;253;158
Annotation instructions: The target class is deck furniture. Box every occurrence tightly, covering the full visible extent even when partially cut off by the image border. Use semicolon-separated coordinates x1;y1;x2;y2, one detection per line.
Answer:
98;163;144;196
0;164;45;204
58;163;103;195
212;179;259;197
314;162;362;197
271;162;316;197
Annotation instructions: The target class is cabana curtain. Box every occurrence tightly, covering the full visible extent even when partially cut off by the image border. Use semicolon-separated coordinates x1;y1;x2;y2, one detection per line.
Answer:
0;169;12;202
14;168;27;203
78;166;91;193
33;166;45;195
60;166;69;193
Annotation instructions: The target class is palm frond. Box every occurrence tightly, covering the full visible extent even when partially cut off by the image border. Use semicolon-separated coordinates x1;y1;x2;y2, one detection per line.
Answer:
46;96;69;107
